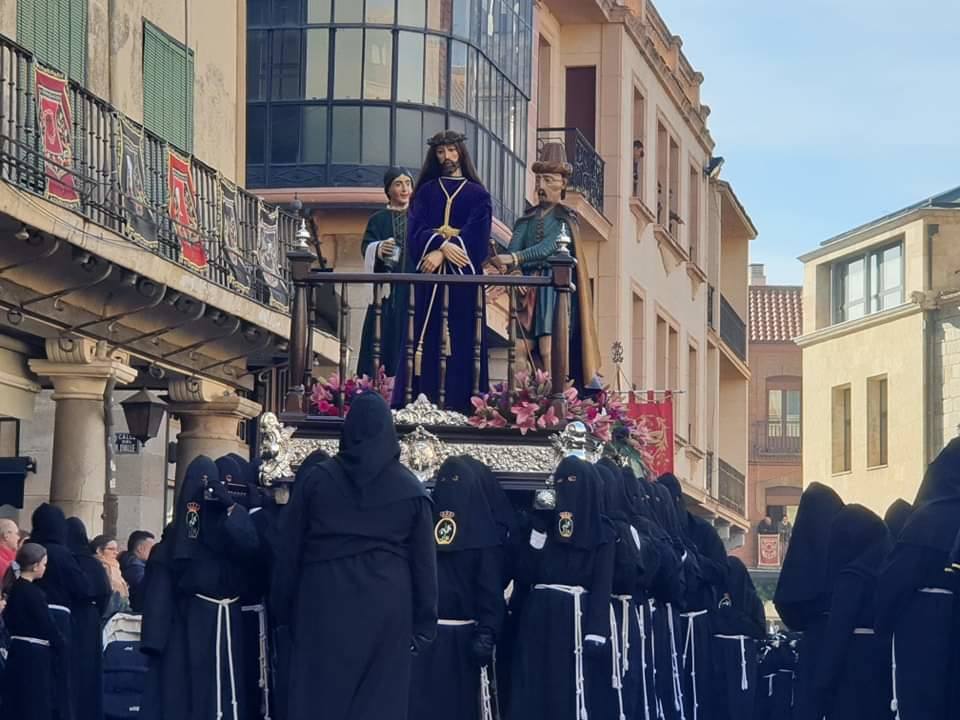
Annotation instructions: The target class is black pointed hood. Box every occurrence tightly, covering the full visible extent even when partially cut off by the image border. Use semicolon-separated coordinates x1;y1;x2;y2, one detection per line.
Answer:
898;440;960;553
773;482;845;630
431;456;500;552
172;455;218;561
913;437;960;506
826;504;890;583
883;498;912;540
596;459;632;524
460;456;518;542
65;517;93;556
335;391;426;508
552;456;606;549
31;502;68;546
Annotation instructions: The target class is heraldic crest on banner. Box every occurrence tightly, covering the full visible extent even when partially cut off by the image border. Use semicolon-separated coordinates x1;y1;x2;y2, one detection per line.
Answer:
256;201;289;310
167;149;208;271
117;118;157;247
218;177;253;293
34;64;80;207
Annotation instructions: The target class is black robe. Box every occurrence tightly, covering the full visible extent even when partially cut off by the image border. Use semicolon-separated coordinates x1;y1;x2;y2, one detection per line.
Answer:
31;503;90;720
883;498;912;541
508;456;616;720
771;482;844;720
409;457;504;720
712;557;765;720
65;518;111;720
274;392;437;720
814;505;892;720
0;577;63;720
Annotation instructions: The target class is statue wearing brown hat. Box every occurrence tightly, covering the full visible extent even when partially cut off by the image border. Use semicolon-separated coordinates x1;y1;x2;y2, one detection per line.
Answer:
494;142;601;387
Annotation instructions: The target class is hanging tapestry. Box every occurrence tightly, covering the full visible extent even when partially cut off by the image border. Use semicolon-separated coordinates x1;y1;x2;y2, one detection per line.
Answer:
117;117;157;247
627;390;675;477
256;201;289;310
167;149;207;270
218;177;252;293
34;64;80;206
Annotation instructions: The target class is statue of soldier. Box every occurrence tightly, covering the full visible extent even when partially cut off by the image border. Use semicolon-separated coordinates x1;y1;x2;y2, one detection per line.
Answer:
494;143;601;388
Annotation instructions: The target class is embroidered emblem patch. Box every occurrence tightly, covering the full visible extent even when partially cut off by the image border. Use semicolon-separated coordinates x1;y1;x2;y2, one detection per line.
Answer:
186;502;201;539
558;511;574;538
435;511;457;546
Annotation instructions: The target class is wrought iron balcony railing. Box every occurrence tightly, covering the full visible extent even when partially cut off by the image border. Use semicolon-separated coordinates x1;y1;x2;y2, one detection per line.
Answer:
707;284;716;330
718;457;746;515
720;292;747;362
0;33;298;311
751;420;802;459
536;128;605;214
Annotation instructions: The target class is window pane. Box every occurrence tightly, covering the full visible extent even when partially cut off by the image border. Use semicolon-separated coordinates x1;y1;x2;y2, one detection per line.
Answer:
274;0;302;23
399;0;426;27
467;48;478;118
396;108;423;169
844;257;865;320
448;115;466;137
248;0;269;26
768;390;782;422
364;30;393;100
246;106;266;164
397;32;425;103
307;0;331;22
247;31;269;101
302;106;328;163
428;0;454;31
450;41;468;113
334;0;362;22
331;106;361;163
271;30;303;99
424;35;448;107
366;0;395;23
453;0;471;37
422;111;446;150
334;29;362;99
881;244;902;309
271;106;301;163
305;29;329;99
362;107;391;165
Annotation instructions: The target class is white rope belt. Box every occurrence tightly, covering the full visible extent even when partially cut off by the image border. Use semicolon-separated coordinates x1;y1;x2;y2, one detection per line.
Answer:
919;587;953;595
534;584;588;720
666;603;686;720
480;666;494;720
242;603;271;720
438;619;476;626
635;605;652;720
608;604;627;720
852;628;875;635
764;673;775;697
714;634;749;691
11;635;50;647
650;600;666;720
48;604;71;615
613;595;632;675
196;594;240;720
891;634;900;720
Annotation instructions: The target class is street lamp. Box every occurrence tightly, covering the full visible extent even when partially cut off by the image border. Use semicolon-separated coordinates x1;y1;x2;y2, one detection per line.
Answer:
120;388;168;444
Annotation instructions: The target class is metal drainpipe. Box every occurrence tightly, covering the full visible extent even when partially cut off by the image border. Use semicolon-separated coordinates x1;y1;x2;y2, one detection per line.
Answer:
103;375;119;537
924;223;940;463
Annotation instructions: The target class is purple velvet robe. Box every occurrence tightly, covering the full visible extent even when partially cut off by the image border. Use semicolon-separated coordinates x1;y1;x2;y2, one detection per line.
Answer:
393;176;492;411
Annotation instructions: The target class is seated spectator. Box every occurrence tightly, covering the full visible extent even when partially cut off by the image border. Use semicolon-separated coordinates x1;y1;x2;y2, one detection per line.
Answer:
0;519;17;577
120;530;155;612
758;515;777;535
91;535;129;617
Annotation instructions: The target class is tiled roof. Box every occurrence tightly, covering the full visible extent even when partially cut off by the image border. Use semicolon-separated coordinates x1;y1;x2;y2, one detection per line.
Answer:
749;285;802;343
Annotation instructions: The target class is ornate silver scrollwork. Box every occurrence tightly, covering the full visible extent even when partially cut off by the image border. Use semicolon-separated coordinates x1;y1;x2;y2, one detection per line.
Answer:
257;412;298;486
392;393;469;427
400;425;446;481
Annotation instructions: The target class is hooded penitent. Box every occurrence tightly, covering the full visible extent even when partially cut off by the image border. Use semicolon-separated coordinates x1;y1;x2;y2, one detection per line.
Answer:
431;456;499;552
552;455;606;548
172;455;219;562
883;498;913;541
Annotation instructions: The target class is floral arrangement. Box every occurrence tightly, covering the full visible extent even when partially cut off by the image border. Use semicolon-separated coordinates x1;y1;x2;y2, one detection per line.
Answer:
469;369;655;451
310;366;395;417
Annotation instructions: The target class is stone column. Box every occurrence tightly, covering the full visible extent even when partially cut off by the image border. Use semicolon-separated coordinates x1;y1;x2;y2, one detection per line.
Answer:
29;339;137;534
168;378;262;488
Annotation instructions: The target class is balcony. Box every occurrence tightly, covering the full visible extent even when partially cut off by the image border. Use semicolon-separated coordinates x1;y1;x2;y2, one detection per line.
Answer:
0;34;299;311
718;458;746;515
537;128;605;215
720;293;747;362
751;420;802;460
707;285;716;330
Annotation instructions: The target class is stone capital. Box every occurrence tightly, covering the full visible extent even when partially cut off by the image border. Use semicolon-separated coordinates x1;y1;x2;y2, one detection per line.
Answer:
167;378;262;420
29;356;138;402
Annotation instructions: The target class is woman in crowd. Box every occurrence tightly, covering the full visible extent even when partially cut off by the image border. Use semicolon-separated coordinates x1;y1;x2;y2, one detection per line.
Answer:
91;535;129;615
0;542;61;720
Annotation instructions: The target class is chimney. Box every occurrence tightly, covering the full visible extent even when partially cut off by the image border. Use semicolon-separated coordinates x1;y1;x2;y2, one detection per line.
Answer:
750;263;766;286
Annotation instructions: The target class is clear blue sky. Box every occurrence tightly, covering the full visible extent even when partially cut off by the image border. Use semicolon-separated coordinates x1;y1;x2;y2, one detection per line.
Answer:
657;1;960;285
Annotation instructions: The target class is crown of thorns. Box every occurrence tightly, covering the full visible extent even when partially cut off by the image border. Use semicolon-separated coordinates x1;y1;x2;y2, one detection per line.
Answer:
427;130;468;147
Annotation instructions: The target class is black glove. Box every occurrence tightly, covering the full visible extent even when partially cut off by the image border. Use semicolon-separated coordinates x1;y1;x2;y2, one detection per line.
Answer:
472;631;495;668
205;479;234;507
583;634;607;662
530;510;550;534
410;632;432;656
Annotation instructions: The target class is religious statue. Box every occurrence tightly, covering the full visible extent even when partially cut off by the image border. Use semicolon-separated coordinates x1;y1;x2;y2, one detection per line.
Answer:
357;167;414;378
494;143;601;388
393;130;492;411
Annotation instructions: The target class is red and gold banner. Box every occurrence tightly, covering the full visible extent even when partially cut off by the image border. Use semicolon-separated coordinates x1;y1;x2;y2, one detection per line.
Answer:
35;65;79;207
167;149;207;270
627;390;675;478
758;533;782;569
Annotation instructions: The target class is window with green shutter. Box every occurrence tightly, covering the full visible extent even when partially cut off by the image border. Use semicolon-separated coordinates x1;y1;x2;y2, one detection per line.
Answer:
142;21;194;153
17;0;88;82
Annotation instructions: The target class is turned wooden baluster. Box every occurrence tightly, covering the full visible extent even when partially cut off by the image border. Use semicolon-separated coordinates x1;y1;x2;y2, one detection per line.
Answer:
548;240;575;419
438;285;450;409
338;282;349;416
506;287;517;390
371;282;383;371
285;248;315;416
473;284;483;396
405;283;416;405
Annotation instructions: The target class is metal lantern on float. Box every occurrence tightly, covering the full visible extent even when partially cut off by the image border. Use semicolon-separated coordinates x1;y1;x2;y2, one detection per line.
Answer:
120;388;168;444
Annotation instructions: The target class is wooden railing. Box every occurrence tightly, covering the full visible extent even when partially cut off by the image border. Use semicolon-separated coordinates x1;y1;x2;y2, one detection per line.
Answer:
718;457;746;515
751;420;802;459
